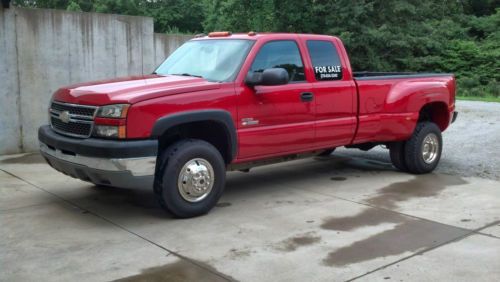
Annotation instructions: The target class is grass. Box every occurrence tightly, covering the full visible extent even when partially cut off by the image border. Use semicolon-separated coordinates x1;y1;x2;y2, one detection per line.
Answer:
456;96;500;103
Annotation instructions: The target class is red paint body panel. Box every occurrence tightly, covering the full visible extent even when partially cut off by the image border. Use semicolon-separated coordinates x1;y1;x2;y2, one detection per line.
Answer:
49;33;456;163
353;76;455;143
126;83;236;138
53;75;220;105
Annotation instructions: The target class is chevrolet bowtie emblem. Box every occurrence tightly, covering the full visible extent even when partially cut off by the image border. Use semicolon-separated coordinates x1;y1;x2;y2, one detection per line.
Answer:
59;111;71;123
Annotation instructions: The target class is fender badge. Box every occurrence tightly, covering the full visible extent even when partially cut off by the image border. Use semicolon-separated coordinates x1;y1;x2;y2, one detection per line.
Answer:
241;118;259;126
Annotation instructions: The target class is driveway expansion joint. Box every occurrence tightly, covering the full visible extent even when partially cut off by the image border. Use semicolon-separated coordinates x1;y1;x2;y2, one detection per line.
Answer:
476;230;500;240
346;219;500;282
0;168;233;282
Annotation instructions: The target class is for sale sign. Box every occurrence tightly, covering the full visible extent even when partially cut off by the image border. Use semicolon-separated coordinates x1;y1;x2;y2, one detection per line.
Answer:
314;65;342;81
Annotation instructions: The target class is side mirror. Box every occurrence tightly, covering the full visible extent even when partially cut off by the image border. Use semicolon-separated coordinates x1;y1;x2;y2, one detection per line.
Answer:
245;68;289;87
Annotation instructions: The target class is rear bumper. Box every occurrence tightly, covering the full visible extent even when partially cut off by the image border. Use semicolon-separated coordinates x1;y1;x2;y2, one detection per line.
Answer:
38;125;157;188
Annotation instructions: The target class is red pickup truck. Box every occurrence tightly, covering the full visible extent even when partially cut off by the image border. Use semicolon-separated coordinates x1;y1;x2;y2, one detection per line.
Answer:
39;32;457;217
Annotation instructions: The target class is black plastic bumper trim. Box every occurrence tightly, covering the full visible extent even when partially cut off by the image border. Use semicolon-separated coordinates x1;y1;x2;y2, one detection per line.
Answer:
38;125;158;158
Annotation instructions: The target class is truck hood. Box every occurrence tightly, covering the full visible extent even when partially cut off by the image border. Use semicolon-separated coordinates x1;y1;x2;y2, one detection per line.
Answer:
52;75;221;105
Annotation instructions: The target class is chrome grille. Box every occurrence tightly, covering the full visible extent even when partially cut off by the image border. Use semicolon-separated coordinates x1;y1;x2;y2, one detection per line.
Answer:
49;101;97;138
51;102;96;117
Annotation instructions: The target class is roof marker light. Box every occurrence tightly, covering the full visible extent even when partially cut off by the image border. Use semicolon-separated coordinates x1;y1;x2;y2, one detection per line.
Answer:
208;31;232;37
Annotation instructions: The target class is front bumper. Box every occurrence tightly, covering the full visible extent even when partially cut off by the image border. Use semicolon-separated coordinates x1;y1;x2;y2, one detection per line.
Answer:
38;125;157;188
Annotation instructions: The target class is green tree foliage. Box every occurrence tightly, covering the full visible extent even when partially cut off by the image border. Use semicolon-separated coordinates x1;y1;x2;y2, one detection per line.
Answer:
66;0;82;11
12;0;500;97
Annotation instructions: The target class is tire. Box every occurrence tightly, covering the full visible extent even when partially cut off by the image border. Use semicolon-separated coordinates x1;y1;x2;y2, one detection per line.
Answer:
389;142;408;172
154;139;226;218
404;122;443;174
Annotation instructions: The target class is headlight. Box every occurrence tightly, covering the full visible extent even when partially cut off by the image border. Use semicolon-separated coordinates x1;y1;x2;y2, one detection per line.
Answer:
93;125;126;138
96;104;129;118
93;104;129;138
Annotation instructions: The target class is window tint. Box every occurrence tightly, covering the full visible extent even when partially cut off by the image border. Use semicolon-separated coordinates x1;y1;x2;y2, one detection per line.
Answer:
250;41;305;82
307;40;342;81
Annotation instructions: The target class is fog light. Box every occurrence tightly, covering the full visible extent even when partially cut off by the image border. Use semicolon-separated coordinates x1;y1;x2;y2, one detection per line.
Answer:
94;125;126;138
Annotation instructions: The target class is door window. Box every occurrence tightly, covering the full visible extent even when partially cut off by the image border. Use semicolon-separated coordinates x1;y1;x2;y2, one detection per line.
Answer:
250;41;305;82
307;40;342;81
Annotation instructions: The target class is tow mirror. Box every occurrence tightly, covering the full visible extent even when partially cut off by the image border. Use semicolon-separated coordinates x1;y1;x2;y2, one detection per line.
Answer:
245;68;289;87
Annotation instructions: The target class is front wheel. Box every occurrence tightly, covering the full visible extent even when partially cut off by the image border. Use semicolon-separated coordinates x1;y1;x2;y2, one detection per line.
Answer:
404;122;443;174
154;139;226;218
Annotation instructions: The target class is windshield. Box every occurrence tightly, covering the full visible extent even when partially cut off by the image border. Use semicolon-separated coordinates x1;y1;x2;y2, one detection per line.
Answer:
155;39;254;82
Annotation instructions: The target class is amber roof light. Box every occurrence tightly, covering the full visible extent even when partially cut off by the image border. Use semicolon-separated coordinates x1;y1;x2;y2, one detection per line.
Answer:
208;31;232;37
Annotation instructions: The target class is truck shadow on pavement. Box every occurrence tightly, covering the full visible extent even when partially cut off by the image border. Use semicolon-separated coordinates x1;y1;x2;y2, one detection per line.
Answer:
76;154;465;224
77;154;394;218
67;155;394;220
0;153;46;164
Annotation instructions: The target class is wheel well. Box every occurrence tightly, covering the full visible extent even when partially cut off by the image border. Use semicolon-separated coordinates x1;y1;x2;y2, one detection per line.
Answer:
418;102;449;131
158;121;232;164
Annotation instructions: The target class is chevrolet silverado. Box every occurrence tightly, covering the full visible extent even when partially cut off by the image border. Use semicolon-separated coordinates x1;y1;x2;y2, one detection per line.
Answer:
39;32;458;217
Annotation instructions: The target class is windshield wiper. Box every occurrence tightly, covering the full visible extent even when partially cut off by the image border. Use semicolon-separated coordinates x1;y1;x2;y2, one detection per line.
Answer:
171;73;203;78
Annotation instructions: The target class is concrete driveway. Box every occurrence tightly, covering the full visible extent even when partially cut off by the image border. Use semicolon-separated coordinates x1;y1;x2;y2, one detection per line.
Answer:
1;149;499;281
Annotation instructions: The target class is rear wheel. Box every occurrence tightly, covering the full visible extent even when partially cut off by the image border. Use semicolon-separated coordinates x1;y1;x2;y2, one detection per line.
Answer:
154;139;226;218
403;122;442;174
389;142;408;172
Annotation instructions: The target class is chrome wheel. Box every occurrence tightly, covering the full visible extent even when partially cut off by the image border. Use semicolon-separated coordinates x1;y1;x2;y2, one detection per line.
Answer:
177;158;214;202
421;133;439;164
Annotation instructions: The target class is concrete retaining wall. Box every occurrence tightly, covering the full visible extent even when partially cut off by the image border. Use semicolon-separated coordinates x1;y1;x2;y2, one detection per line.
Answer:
0;7;191;154
0;7;20;154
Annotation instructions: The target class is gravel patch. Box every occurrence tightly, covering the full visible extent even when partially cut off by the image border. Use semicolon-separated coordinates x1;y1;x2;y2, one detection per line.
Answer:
337;100;500;180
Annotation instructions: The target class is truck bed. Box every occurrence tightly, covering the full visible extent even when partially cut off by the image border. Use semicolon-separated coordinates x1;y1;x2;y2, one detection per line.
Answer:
351;73;456;144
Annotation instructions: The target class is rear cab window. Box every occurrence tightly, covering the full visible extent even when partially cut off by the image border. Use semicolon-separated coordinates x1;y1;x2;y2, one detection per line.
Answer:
306;40;342;81
249;40;306;82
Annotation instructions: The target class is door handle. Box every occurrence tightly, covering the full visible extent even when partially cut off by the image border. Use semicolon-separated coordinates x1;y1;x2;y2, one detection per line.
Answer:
300;92;314;102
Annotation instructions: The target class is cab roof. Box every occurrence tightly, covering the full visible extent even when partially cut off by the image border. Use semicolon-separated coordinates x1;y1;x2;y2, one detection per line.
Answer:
192;32;339;41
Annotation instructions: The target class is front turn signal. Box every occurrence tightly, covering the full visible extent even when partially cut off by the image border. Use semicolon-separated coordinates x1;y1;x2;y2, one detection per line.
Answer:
94;125;126;139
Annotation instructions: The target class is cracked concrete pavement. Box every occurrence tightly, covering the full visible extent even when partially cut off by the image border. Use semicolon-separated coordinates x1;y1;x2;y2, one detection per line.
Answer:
1;100;499;281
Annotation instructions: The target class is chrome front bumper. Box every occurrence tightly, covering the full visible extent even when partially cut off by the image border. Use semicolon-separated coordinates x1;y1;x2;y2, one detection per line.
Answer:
40;143;156;177
38;125;157;188
40;143;156;189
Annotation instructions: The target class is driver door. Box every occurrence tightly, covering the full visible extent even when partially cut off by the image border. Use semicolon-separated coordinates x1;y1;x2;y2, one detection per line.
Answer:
236;40;315;160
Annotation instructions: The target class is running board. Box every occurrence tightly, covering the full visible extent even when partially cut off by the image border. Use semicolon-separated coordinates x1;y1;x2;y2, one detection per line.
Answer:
227;150;323;172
